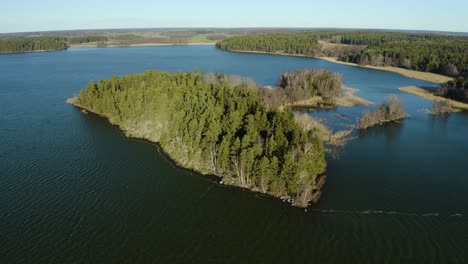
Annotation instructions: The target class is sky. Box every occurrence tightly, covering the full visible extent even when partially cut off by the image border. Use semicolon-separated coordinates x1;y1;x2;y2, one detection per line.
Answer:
1;0;467;33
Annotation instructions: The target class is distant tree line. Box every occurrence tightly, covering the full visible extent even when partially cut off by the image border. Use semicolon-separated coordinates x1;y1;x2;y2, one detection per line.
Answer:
0;37;67;53
217;31;468;77
437;77;468;103
75;70;328;206
216;33;321;55
338;32;467;77
67;35;108;44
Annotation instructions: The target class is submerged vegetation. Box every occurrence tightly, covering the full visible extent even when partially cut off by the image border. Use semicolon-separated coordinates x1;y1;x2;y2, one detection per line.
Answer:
217;31;468;78
72;70;332;207
430;101;453;114
358;95;406;129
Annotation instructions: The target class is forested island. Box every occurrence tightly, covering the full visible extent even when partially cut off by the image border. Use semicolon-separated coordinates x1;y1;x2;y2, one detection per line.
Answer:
0;37;68;53
358;95;406;129
68;69;351;207
216;31;468;79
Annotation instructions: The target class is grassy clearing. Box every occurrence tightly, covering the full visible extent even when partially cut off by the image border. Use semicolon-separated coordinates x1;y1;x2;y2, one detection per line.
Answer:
318;40;354;49
190;34;220;43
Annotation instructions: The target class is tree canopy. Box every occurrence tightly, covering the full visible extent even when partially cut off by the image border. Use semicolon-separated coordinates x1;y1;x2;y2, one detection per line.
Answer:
437;77;468;103
75;70;327;206
217;31;468;78
215;33;321;55
0;37;67;53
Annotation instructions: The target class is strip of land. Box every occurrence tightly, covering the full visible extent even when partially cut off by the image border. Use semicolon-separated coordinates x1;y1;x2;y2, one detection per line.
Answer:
317;57;453;84
399;86;468;110
221;49;452;84
0;48;67;54
337;86;374;107
69;42;216;48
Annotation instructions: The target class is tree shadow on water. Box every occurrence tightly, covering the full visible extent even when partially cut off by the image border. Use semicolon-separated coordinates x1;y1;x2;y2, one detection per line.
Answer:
358;120;404;143
429;113;450;129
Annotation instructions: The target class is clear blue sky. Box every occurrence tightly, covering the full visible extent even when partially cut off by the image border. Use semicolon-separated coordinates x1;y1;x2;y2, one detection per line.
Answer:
2;0;467;33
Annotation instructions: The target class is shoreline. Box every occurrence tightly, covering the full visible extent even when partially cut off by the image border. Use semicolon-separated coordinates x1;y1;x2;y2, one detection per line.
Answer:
69;42;216;48
66;96;326;208
1;43;216;54
316;57;453;84
220;48;452;84
399;86;468;111
0;47;67;55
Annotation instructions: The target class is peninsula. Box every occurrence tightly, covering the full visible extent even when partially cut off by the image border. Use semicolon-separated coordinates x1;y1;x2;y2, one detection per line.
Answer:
399;77;468;111
216;31;466;83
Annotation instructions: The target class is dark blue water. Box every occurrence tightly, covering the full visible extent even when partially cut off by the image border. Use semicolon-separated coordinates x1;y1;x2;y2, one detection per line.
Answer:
1;45;467;263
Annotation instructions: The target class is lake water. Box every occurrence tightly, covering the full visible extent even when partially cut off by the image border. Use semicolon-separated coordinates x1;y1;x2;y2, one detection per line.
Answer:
1;45;467;263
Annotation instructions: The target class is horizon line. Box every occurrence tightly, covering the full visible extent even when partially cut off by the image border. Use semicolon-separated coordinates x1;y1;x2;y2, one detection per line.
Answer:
1;26;468;35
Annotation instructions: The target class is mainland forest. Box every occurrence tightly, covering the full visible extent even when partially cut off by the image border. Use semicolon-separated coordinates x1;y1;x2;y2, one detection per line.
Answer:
72;70;343;207
3;30;466;79
437;77;468;103
216;31;468;78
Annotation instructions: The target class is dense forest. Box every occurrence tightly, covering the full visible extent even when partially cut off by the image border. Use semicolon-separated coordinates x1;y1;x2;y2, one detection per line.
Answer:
216;33;321;55
74;70;327;207
216;31;468;77
437;77;468;103
337;32;467;77
0;37;67;53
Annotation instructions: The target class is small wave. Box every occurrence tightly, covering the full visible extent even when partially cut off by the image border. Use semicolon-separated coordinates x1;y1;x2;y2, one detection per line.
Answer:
306;209;463;218
422;213;439;217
